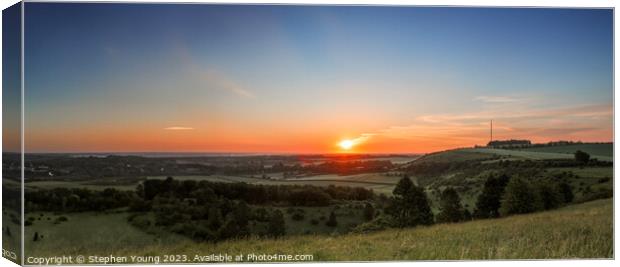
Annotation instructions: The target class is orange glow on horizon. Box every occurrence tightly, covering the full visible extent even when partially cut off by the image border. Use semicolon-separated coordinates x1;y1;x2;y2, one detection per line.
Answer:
23;103;613;154
23;126;613;154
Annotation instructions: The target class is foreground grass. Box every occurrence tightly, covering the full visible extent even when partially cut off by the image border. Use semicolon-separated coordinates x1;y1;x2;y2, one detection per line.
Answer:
27;198;612;261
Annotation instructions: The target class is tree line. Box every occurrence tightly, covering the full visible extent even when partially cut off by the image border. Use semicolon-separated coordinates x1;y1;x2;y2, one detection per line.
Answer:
128;178;377;242
136;177;374;206
358;172;576;232
406;152;610;188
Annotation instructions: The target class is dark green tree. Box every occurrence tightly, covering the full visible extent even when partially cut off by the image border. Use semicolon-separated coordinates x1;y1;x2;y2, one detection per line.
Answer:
436;187;465;223
219;212;249;240
253;207;270;221
190;187;216;205
231;201;251;236
326;211;338;227
574;150;590;164
537;181;563;210
363;203;375;221
267;210;286;237
500;177;541;216
291;210;305;221
207;207;223;231
386;175;434;227
474;174;510;218
462;209;472;221
558;181;574;203
393;175;414;196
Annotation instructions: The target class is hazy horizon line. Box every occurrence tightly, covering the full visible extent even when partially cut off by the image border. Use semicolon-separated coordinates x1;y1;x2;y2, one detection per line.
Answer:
6;140;613;157
10;151;425;156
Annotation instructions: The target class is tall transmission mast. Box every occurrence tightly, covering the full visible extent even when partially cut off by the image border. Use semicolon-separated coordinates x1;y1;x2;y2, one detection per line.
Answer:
490;120;493;143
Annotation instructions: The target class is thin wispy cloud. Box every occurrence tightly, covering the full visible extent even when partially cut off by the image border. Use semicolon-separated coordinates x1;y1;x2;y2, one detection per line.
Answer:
353;103;612;151
199;69;255;98
164;126;194;130
176;43;255;99
474;96;520;103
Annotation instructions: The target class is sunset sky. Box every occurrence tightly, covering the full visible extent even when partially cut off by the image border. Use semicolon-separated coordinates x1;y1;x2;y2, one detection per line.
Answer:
22;4;613;154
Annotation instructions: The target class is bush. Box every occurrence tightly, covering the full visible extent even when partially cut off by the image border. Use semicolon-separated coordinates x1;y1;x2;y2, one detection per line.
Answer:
291;212;305;221
574;150;590;164
129;215;152;229
363;203;375;221
558;181;574;203
129;199;152;212
351;215;396;233
253;208;270;222
537;181;564;210
267;210;286;237
326;211;338;227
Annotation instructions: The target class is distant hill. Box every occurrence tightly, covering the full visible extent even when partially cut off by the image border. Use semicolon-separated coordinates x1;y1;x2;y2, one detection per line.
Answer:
412;143;613;164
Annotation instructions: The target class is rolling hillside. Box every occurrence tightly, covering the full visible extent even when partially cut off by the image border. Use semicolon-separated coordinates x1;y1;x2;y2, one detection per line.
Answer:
19;144;614;262
516;143;613;160
405;143;613;166
25;198;612;260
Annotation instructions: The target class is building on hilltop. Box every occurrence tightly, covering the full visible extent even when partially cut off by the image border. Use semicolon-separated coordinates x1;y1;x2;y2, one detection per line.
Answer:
487;139;532;148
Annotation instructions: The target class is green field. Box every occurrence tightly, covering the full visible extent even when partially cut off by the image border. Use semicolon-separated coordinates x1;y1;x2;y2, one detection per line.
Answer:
2;179;22;263
2;209;21;263
25;180;139;191
467;144;613;162
548;167;613;178
24;198;613;260
24;211;190;256
469;148;574;160
148;173;400;195
412;149;497;164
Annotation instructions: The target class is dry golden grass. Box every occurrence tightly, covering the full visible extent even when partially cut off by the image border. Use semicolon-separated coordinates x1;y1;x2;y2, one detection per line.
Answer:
28;198;610;261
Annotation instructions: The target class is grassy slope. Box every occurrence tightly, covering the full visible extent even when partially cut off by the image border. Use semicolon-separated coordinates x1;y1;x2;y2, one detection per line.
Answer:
25;212;190;256
468;148;574;160
413;149;497;164
27;198;612;260
465;143;612;162
142;198;613;260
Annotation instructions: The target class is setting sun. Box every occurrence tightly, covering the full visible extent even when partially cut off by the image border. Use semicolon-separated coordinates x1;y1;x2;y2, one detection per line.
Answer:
338;139;355;150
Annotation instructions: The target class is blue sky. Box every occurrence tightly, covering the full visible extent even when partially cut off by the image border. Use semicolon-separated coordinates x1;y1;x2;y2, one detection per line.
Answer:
2;3;21;152
22;4;613;153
